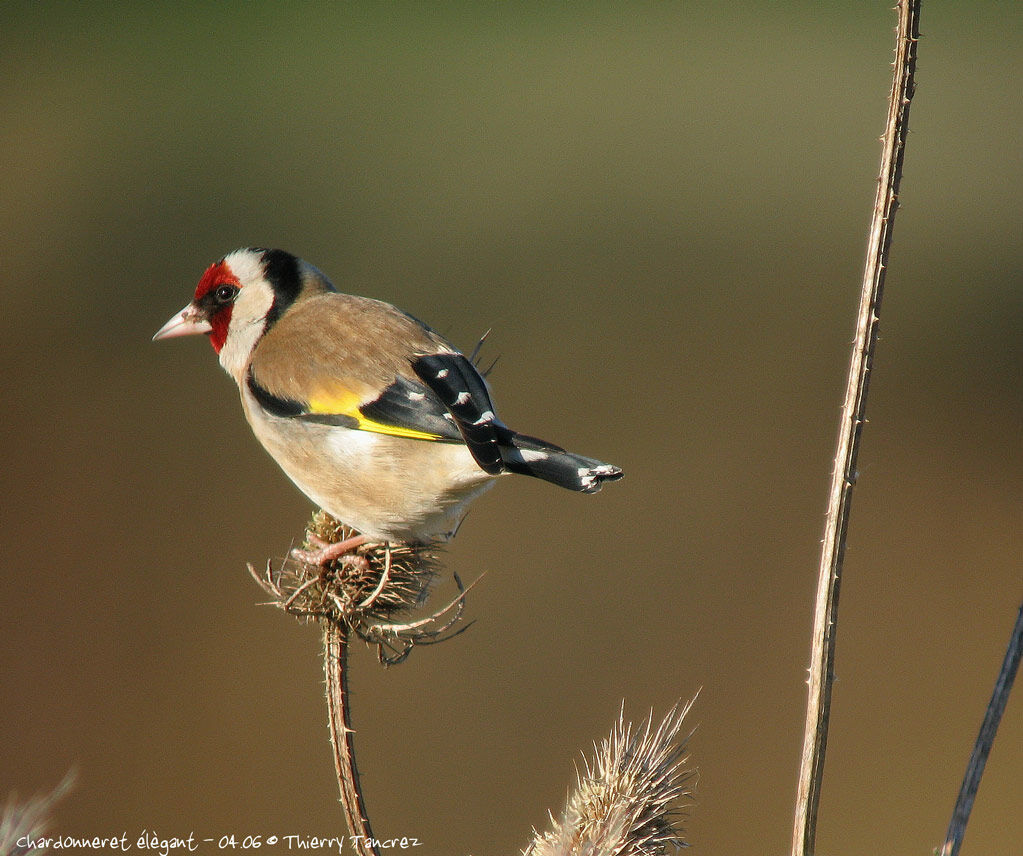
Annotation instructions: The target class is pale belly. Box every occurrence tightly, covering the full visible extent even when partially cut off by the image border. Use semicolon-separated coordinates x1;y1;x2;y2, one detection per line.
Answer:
243;396;497;542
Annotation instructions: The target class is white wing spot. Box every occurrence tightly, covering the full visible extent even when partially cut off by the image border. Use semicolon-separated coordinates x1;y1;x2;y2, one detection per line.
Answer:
437;369;449;379
454;391;471;405
472;410;495;425
409;391;426;402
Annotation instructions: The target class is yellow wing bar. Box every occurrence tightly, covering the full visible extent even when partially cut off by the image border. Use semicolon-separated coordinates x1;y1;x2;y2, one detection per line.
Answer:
307;391;443;441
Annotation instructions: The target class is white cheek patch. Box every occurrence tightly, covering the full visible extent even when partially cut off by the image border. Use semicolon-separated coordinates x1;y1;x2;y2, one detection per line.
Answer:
232;282;275;332
217;251;276;380
219;285;274;378
219;317;265;379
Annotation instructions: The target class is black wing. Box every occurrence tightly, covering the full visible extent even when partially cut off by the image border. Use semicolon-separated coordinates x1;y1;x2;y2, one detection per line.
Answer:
412;352;510;474
357;374;463;440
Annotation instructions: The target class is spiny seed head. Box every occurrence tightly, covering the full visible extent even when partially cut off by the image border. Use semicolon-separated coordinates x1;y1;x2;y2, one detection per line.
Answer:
524;702;697;856
254;511;440;627
303;511;439;620
0;773;74;856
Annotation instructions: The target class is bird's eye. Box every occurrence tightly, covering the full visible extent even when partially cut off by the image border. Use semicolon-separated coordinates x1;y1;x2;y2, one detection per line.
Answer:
214;284;239;304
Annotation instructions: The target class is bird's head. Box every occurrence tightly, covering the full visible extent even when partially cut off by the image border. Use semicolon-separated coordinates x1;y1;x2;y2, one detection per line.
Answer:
154;247;333;376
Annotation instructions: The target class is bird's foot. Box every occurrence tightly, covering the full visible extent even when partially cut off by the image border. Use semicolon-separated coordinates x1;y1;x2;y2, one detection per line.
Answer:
291;533;369;568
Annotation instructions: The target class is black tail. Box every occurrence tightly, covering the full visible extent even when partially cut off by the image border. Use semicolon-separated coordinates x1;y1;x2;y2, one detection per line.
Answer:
498;432;624;493
411;352;623;491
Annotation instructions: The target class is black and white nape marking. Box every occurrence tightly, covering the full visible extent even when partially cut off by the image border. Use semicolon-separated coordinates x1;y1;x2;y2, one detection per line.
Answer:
257;248;304;329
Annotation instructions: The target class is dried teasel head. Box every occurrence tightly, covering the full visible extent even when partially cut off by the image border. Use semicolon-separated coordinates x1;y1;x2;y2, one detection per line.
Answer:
249;511;472;664
251;510;439;622
0;772;75;856
524;700;697;856
303;511;440;619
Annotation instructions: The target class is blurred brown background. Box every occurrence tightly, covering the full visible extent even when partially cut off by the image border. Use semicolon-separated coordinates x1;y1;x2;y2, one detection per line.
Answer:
2;3;1021;854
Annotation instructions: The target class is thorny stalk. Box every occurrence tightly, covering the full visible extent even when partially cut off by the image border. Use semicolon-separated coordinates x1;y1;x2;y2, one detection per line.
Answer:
323;622;376;856
791;2;920;855
248;512;469;856
939;605;1023;856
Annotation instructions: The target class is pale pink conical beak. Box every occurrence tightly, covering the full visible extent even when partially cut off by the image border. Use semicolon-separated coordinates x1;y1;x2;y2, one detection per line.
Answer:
153;304;213;341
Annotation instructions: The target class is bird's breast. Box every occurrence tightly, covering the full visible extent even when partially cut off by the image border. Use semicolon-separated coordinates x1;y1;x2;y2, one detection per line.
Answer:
239;387;495;541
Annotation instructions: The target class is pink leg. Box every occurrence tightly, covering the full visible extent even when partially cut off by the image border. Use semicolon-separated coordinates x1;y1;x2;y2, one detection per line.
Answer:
291;533;369;567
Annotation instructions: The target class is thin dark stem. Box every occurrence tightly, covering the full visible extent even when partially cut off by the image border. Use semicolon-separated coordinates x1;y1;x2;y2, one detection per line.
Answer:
790;3;920;855
323;621;379;856
939;605;1023;856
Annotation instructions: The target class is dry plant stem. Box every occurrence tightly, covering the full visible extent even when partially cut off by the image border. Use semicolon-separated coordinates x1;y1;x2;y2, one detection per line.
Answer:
939;604;1023;856
248;514;453;855
323;621;378;856
790;3;920;855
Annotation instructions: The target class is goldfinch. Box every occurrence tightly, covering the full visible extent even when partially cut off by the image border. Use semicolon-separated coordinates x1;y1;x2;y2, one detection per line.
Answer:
154;248;622;554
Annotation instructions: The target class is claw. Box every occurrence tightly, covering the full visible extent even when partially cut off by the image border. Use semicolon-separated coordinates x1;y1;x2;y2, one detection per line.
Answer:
291;533;369;567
